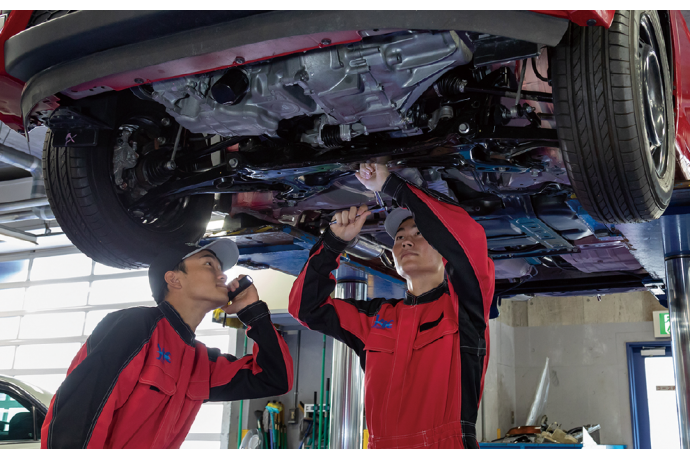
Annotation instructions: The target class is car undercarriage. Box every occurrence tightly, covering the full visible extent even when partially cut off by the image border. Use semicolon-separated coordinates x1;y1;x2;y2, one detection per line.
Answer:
2;10;687;299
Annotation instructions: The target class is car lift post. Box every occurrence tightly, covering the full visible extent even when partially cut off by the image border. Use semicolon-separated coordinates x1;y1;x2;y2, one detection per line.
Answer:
661;214;690;448
329;265;366;449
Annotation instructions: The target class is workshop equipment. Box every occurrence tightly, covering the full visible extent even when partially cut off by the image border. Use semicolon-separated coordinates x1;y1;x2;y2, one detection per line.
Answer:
236;331;248;449
661;214;690;448
266;403;280;449
317;334;326;449
254;410;265;449
329;266;366;449
289;331;301;425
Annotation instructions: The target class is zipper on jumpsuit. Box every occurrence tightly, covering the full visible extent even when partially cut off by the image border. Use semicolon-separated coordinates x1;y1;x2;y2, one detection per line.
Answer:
379;302;425;444
370;292;466;448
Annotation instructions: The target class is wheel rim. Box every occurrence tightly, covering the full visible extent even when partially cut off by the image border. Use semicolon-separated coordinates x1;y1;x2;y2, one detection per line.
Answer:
638;14;668;177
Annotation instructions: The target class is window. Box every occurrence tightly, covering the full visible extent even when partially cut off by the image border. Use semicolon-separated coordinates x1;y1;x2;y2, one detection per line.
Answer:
0;317;20;340
24;282;89;311
0;347;15;369
14;343;82;370
0;288;25;312
18;312;86;340
93;263;146;276
83;309;120;336
0;260;29;283
30;254;92;281
0;391;33;442
89;277;153;305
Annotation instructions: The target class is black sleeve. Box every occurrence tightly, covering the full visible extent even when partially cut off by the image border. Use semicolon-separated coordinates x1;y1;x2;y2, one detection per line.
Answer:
207;301;293;401
288;229;387;359
382;173;495;352
44;308;162;448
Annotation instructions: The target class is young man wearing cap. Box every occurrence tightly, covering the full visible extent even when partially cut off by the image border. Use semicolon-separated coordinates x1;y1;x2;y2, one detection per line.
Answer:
42;240;293;449
289;163;494;449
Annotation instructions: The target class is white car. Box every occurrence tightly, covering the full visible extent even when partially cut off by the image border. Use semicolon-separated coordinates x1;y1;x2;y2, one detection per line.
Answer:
0;375;52;449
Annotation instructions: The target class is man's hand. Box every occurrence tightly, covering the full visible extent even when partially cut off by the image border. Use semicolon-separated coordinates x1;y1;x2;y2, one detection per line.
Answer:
222;275;260;315
355;163;390;192
330;204;371;242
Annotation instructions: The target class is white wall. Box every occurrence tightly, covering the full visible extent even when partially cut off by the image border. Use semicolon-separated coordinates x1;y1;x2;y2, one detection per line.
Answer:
514;321;656;446
478;291;666;447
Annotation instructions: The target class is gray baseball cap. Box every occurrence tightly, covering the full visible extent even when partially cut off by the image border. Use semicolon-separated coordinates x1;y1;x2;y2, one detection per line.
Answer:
148;239;239;303
384;207;414;238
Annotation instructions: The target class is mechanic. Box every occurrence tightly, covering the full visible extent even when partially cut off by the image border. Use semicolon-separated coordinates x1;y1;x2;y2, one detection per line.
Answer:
289;163;495;448
41;240;293;448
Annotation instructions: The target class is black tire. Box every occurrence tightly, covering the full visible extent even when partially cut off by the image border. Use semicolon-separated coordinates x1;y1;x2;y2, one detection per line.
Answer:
552;10;675;223
27;10;76;28
42;129;214;269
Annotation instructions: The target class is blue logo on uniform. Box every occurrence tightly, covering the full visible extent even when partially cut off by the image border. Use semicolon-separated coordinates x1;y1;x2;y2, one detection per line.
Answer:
157;344;171;363
372;314;393;330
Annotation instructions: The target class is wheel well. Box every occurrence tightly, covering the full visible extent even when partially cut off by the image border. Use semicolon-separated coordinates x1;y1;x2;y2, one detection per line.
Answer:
657;11;674;88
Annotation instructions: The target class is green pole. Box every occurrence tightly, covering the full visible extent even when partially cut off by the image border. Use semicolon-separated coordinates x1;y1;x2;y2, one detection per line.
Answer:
318;334;326;449
236;331;248;449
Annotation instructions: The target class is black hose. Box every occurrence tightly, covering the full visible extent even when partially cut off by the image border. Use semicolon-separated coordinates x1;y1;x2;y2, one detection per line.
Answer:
531;58;549;83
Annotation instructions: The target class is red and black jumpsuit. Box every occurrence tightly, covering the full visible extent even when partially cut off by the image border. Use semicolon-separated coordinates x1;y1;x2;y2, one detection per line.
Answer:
289;173;495;448
41;301;292;448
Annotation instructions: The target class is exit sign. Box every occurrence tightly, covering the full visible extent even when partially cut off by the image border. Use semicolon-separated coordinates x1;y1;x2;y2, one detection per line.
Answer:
653;311;671;338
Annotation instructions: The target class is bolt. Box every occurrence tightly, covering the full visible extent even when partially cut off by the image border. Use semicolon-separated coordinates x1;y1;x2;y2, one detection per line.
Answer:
525;106;535;113
161;118;171;127
157;137;166;144
235;56;245;65
228;157;239;168
458;123;471;134
587;19;597;26
297;70;309;82
321;38;332;46
134;78;144;84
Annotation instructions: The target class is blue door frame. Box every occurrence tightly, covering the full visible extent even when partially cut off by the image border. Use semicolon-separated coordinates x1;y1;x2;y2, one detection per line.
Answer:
626;341;672;449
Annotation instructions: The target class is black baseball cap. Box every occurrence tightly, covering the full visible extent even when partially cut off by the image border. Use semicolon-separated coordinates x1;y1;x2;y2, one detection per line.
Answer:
148;239;239;303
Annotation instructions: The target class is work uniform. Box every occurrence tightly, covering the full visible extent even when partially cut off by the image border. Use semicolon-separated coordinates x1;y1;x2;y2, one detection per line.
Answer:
289;173;495;448
42;301;292;448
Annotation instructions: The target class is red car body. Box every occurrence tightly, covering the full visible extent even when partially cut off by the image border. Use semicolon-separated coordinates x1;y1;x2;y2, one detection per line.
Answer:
1;10;689;175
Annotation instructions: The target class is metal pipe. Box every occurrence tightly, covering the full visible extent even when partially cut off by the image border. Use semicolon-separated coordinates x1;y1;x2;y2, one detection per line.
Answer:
0;211;39;224
345;235;389;260
0;143;45;197
0;198;49;213
329;265;366;449
661;215;690;448
317;334;326;449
